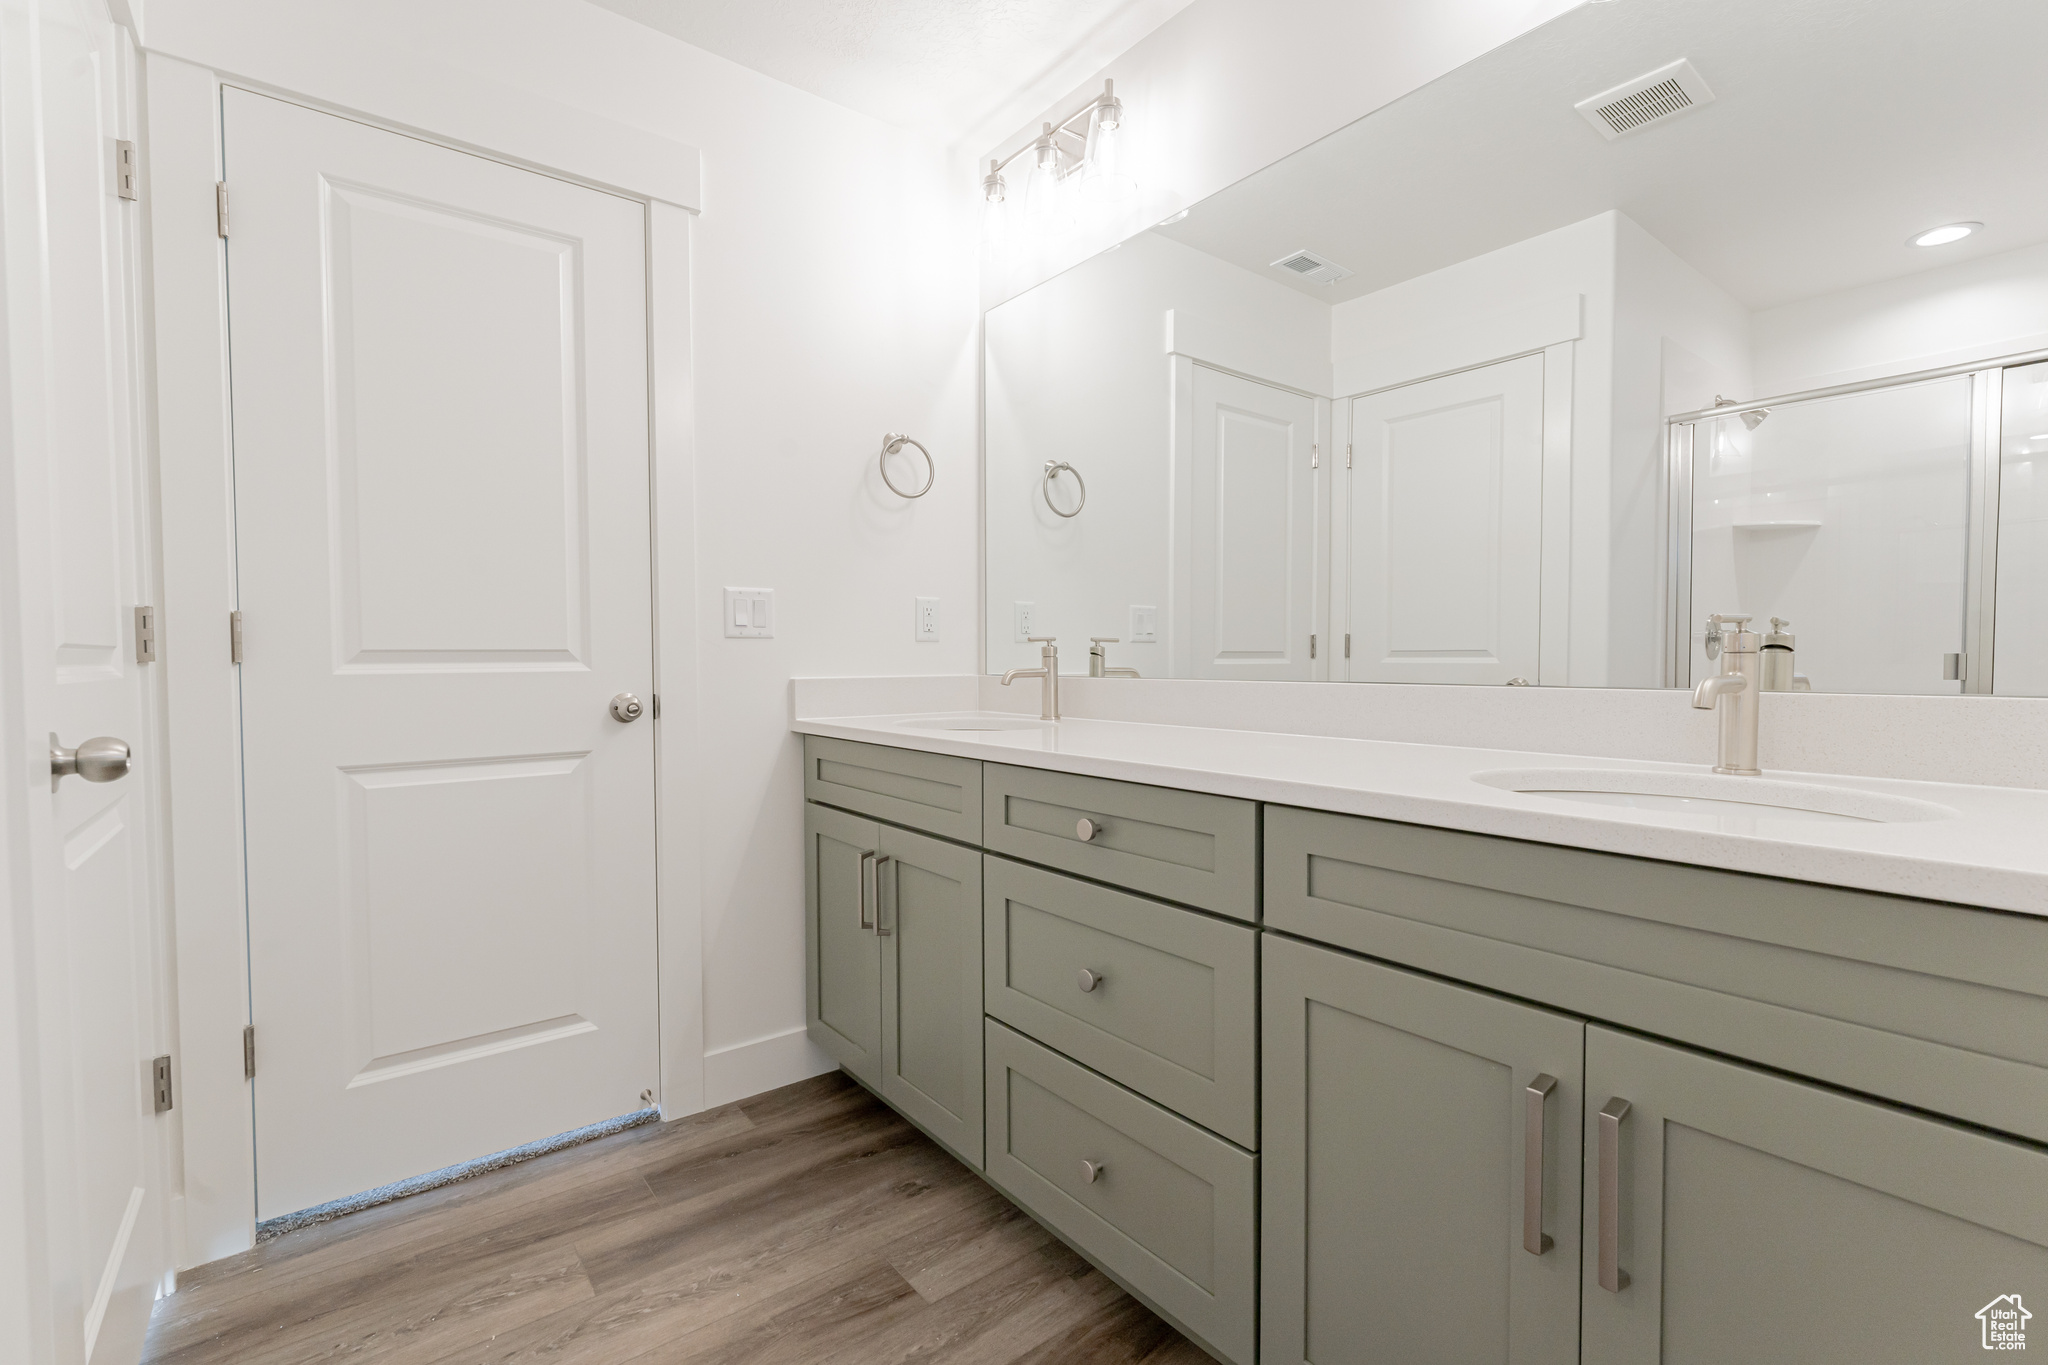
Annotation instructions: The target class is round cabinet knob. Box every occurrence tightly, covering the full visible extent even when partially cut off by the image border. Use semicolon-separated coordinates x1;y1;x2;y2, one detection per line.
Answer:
1076;968;1105;993
1080;1159;1105;1184
610;693;645;723
50;735;130;787
1075;817;1098;842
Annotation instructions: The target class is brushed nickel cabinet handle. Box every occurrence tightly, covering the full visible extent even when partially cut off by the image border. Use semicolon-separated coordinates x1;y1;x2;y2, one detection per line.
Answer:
1598;1096;1632;1291
1075;817;1099;842
1076;968;1105;993
1524;1074;1557;1255
1080;1159;1105;1183
857;850;875;931
873;856;894;936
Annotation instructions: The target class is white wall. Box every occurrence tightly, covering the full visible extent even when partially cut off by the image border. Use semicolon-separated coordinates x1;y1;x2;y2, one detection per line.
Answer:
1753;239;2048;393
1612;214;1751;684
984;232;1329;676
979;0;1582;307
141;0;981;1122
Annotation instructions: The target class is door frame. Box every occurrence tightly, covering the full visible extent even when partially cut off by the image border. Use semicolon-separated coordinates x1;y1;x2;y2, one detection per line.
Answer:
146;52;705;1269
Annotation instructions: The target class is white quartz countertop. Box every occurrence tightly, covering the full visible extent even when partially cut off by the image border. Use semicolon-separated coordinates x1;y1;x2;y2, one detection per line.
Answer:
793;710;2048;916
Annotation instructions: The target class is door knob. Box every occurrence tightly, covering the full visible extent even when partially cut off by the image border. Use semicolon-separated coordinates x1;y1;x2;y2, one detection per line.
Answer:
50;734;130;791
610;693;644;723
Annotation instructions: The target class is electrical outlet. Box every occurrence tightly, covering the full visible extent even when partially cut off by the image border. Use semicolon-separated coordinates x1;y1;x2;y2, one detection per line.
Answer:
914;597;940;642
724;588;774;638
1013;601;1036;642
1129;605;1159;643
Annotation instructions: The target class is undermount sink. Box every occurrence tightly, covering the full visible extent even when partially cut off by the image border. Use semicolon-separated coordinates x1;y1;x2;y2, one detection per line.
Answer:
892;712;1052;733
1471;768;1957;828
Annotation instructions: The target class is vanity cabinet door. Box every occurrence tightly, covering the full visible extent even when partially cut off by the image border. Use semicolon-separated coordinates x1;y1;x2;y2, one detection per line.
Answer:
805;802;882;1087
1581;1026;2048;1365
878;825;984;1168
1263;936;1585;1365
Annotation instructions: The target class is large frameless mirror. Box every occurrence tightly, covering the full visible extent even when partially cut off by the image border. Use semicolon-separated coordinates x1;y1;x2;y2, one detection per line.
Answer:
983;0;2048;695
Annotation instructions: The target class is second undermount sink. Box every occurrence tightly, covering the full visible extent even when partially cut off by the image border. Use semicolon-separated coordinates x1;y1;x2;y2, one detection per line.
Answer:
1471;768;1957;828
892;712;1052;733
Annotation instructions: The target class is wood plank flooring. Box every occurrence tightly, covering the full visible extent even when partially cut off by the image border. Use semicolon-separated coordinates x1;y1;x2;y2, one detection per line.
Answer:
144;1072;1215;1365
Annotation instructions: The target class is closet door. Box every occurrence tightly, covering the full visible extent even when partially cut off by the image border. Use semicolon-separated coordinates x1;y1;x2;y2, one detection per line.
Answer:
1582;1026;2048;1364
224;88;659;1218
1346;355;1544;684
1263;937;1584;1365
1185;366;1321;680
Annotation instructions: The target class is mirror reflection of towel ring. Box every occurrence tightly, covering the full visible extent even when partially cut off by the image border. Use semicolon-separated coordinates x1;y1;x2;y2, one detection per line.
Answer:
880;433;935;499
1042;460;1086;518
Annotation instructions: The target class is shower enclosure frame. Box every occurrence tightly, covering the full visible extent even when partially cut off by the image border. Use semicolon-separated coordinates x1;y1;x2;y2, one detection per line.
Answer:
1661;346;2045;693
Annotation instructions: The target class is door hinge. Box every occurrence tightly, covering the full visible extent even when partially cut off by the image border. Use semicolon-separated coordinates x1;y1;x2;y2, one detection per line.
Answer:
1311;443;1319;470
229;610;244;663
243;1025;255;1079
650;693;661;720
1346;443;1353;469
134;605;156;663
1345;633;1352;658
152;1055;173;1113
1310;634;1318;660
116;140;138;201
216;182;230;238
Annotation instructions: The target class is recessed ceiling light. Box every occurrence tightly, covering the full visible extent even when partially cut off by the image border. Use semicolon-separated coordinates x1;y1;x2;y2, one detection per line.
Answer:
1159;209;1189;225
1910;222;1981;247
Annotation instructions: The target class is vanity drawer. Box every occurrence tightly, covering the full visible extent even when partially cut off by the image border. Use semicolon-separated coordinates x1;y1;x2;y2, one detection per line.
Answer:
984;857;1257;1146
1264;804;2048;1147
803;735;980;844
985;1020;1256;1365
983;764;1257;918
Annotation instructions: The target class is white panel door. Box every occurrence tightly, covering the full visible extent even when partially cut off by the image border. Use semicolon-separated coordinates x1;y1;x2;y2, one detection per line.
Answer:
222;89;659;1219
1188;366;1320;680
1346;355;1544;685
1;2;168;1361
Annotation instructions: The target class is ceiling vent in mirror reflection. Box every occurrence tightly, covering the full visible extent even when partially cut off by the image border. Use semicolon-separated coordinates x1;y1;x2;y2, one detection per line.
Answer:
1269;248;1352;285
1576;58;1715;139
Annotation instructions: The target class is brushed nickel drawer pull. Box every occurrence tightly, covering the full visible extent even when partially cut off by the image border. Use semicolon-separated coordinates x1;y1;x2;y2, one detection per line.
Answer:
1077;968;1106;993
1524;1073;1557;1255
873;855;894;936
1075;817;1099;841
1598;1096;1632;1292
857;850;875;931
1080;1159;1105;1183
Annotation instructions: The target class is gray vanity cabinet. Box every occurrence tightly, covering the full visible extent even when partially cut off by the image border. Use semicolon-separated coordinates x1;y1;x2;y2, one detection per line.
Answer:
1261;936;1585;1365
1580;1026;2048;1365
803;802;985;1167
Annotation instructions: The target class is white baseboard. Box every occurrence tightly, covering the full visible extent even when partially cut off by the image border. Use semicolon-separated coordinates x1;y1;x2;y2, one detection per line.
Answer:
701;1026;836;1109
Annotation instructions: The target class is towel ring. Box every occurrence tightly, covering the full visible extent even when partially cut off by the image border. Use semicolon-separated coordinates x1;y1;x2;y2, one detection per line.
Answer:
880;433;935;499
1042;460;1086;518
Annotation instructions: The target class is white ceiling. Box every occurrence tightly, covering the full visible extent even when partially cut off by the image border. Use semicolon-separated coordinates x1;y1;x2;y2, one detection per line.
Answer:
1153;0;2048;312
584;0;1195;148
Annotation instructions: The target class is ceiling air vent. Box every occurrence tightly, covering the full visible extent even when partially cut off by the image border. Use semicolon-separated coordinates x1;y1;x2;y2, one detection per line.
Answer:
1270;248;1353;285
1576;58;1715;140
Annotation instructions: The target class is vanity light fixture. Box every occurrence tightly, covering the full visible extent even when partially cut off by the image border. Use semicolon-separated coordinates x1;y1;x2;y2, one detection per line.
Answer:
1910;221;1981;247
982;81;1131;219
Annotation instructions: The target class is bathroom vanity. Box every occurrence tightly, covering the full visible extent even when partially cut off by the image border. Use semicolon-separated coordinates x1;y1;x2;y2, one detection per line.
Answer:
800;718;2048;1365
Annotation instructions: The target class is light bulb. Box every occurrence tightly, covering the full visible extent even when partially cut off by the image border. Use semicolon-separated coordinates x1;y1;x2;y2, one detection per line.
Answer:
1910;222;1981;247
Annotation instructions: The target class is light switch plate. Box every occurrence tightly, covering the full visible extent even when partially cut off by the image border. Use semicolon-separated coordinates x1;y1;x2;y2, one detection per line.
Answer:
724;587;774;638
1013;601;1036;643
1129;605;1159;643
914;597;940;642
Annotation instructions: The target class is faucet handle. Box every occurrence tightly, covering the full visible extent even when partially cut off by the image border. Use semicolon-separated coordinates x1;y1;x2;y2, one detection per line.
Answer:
1028;635;1058;644
1707;613;1752;630
1089;637;1119;645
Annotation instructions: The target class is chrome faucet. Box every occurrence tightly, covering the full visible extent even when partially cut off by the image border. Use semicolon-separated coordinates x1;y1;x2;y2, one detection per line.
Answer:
1002;636;1061;720
1692;614;1761;775
1088;637;1140;679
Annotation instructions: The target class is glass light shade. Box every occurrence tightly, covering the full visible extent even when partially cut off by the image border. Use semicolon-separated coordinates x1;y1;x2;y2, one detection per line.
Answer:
1078;108;1136;204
